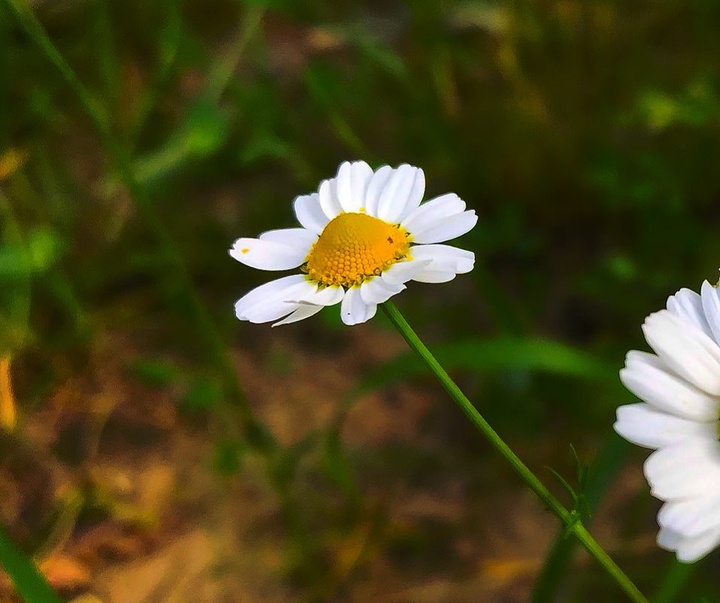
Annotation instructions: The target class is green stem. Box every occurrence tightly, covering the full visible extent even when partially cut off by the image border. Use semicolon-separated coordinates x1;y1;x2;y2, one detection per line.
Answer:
651;560;695;603
381;300;648;603
3;0;271;449
0;525;63;603
532;434;632;602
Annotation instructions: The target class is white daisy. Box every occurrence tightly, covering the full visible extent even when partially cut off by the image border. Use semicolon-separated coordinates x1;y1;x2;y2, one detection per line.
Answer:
615;281;720;562
230;161;477;326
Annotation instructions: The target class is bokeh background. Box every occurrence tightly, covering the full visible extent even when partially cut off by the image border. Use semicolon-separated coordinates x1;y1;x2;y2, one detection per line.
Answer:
2;0;720;601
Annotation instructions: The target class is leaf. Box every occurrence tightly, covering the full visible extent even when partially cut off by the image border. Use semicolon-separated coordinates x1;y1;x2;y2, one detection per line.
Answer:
127;358;181;387
212;439;245;475
0;524;63;603
322;430;359;501
357;337;617;394
532;434;632;602
545;466;578;505
181;375;223;410
26;228;61;271
0;246;33;279
240;0;294;10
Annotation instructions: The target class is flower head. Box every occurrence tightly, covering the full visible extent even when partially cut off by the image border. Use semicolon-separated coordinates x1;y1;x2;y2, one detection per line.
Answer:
230;161;477;326
615;281;720;562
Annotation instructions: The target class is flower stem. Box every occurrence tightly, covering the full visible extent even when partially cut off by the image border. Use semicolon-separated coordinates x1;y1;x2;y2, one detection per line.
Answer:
381;300;648;603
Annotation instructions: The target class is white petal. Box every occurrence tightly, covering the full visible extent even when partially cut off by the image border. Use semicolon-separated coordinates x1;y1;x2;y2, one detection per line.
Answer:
659;525;720;563
657;527;683;552
658;492;720;538
293;193;328;234
272;304;324;327
291;285;345;307
402;168;426;220
614;404;716;449
234;275;312;323
667;288;712;337
229;237;306;270
259;228;316;254
318;178;343;219
410;210;478;244
676;529;720;563
701;280;720;345
376;164;425;224
410;270;457;283
642;310;720;395
359;278;405;305
620;351;718;421
340;287;377;325
410;244;475;278
335;161;373;213
644;440;720;501
381;259;433;285
401;193;466;233
364;165;393;217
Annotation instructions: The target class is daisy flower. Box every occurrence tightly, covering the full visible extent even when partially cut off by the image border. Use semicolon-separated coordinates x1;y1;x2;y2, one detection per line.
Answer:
230;161;477;326
615;281;720;562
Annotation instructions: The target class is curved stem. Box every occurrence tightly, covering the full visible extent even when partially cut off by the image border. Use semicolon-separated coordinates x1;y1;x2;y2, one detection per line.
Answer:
381;300;648;603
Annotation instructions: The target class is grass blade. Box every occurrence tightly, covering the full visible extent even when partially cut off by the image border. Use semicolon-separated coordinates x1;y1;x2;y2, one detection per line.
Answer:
0;524;63;603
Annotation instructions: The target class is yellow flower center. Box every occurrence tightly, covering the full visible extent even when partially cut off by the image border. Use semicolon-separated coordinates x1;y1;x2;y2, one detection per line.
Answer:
304;213;411;288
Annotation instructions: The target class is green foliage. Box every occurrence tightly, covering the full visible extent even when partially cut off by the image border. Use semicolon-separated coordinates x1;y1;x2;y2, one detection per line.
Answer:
357;336;617;393
212;438;246;475
0;526;63;603
181;374;224;410
4;0;720;600
127;358;181;387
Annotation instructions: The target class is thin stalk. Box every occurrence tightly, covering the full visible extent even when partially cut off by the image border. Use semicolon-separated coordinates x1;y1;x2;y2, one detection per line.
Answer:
0;525;62;603
3;0;271;449
651;560;695;603
381;300;648;603
532;434;632;602
0;357;16;431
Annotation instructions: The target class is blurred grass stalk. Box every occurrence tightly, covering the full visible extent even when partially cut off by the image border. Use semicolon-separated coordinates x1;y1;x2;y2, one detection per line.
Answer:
651;561;696;603
532;434;632;602
381;300;649;603
0;525;63;603
0;357;16;431
2;0;271;448
104;0;264;193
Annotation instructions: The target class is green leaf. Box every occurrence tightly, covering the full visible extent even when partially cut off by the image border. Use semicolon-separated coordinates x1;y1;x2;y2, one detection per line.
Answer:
127;358;181;387
532;434;632;602
181;375;223;410
0;246;33;279
183;100;228;156
546;467;577;500
322;429;359;501
0;229;60;280
0;524;63;603
212;439;245;475
652;559;696;603
26;228;61;271
358;337;617;394
240;0;294;10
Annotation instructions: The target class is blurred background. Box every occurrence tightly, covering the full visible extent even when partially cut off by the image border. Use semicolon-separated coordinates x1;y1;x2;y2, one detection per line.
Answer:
2;0;720;601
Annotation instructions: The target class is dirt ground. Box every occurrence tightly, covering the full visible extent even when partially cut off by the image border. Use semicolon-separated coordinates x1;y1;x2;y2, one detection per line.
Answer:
0;323;655;603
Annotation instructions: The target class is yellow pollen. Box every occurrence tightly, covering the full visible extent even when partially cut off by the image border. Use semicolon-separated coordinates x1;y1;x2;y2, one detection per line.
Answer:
304;213;410;288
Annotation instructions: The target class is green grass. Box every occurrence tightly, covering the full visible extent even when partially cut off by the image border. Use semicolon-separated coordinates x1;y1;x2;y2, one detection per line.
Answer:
2;0;720;600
